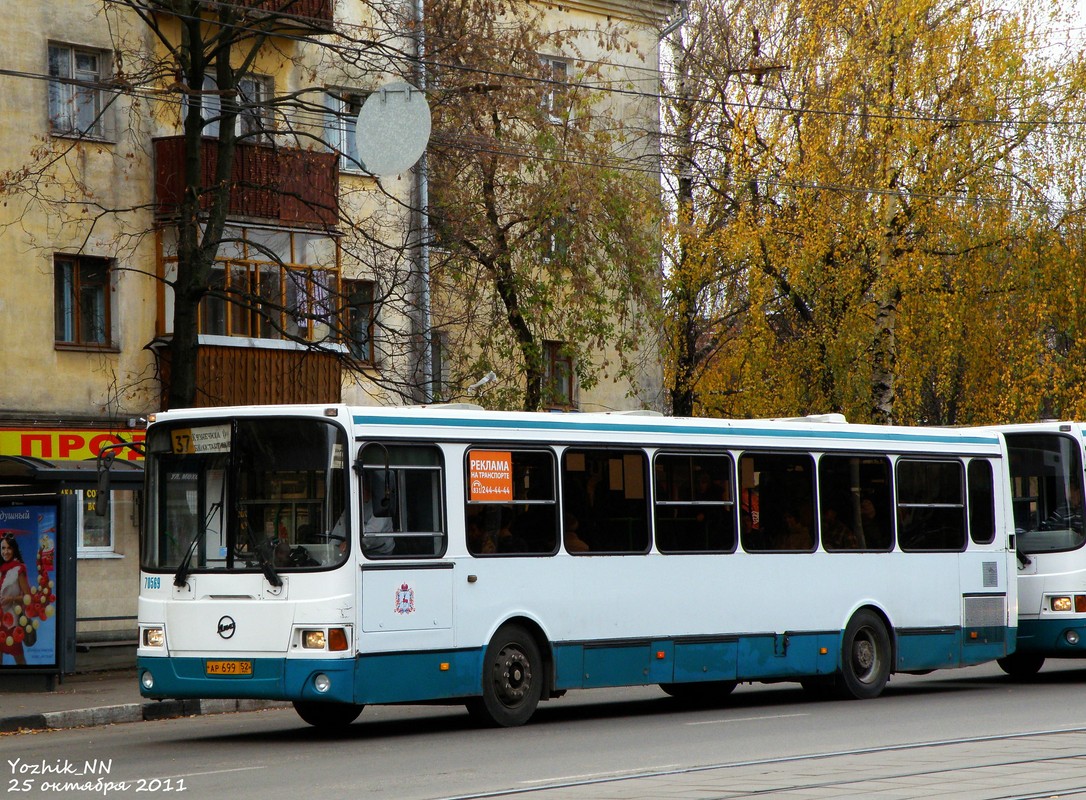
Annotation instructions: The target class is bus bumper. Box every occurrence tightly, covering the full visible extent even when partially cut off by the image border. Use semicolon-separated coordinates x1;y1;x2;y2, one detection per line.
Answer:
1015;618;1086;657
137;656;357;705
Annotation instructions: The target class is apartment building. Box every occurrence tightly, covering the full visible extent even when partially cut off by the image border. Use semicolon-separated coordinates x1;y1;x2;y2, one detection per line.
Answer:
0;0;671;659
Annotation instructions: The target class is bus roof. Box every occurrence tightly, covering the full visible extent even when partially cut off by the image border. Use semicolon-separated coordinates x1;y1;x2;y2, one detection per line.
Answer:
149;404;1004;451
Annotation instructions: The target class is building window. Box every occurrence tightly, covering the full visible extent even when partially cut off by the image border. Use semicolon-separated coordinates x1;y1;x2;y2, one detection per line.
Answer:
78;489;113;553
344;279;375;363
184;74;273;141
539;56;569;121
540;216;571;261
543;340;575;408
326;90;367;172
54;255;110;347
48;43;109;139
201;263;336;342
182;227;339;345
237;75;274;142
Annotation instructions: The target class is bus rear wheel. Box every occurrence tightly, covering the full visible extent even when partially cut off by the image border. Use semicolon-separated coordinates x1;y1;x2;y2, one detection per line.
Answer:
997;652;1045;679
292;700;364;728
836;610;891;700
467;624;543;727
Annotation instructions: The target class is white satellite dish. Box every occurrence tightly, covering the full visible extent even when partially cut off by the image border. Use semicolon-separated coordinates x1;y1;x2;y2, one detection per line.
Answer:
354;82;432;177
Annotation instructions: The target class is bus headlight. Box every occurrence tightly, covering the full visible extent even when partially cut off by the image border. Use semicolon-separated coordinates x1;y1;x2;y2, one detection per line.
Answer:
1067;630;1081;646
141;671;155;691
1052;596;1073;612
314;673;332;693
302;630;327;650
142;627;165;648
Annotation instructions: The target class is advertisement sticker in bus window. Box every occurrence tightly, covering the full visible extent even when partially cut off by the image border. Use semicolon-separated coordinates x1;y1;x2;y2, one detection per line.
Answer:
468;450;513;502
171;424;231;454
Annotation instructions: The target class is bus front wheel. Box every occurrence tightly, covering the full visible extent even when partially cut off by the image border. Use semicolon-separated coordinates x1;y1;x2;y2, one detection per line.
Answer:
467;624;543;727
292;700;364;728
837;610;891;700
997;652;1045;679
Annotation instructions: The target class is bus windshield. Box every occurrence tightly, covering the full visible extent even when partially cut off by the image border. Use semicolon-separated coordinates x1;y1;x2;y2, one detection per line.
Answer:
142;417;349;573
1006;432;1086;554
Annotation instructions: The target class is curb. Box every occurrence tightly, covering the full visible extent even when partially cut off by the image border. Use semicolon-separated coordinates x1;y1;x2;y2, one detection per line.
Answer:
0;698;291;734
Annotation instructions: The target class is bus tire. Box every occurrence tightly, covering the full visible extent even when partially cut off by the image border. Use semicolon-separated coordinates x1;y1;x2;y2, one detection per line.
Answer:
467;624;543;727
836;610;891;700
659;680;738;705
292;700;364;728
997;652;1045;679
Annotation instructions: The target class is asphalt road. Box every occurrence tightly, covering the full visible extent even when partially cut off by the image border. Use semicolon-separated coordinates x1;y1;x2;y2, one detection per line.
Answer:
5;661;1086;799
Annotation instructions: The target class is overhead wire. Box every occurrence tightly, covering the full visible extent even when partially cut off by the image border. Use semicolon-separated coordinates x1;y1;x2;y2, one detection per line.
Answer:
2;2;1083;213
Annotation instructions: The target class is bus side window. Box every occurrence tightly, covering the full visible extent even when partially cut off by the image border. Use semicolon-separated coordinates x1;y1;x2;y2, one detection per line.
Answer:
967;459;996;545
653;452;736;553
818;455;893;552
739;452;815;552
466;449;558;556
562;448;649;554
897;459;965;552
358;443;446;558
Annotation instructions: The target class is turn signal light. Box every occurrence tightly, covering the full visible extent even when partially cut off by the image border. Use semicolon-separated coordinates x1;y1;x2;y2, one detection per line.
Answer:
328;628;349;651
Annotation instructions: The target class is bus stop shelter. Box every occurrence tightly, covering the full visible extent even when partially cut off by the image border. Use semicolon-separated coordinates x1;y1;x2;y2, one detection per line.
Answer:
0;455;143;689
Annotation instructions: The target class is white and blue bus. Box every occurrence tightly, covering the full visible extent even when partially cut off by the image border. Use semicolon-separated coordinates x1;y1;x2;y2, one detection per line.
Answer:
135;405;1017;727
988;422;1086;677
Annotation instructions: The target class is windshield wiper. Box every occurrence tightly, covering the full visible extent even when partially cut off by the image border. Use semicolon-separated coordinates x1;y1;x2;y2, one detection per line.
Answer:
242;515;282;588
173;501;223;588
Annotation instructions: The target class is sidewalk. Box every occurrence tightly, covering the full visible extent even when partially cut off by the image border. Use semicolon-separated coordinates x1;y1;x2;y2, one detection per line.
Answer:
0;646;288;734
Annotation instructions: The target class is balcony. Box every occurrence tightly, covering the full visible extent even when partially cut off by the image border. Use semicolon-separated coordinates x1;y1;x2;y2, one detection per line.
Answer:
154;137;338;228
154;0;334;34
157;342;342;409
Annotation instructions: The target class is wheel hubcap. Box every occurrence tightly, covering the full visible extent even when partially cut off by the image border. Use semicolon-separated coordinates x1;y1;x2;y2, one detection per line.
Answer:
494;646;532;706
853;630;878;681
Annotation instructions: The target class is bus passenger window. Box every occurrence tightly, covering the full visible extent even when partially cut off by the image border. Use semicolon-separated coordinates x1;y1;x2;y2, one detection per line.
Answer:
653;453;735;553
897;459;965;552
967;459;997;545
562;448;649;554
357;443;446;558
739;452;815;552
465;449;557;556
818;455;893;552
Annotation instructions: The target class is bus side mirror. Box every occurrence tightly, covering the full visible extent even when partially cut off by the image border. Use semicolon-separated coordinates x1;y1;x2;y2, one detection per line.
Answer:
94;439;143;517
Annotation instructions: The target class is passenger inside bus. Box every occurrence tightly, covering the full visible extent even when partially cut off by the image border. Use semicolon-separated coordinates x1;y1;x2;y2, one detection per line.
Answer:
821;505;861;550
563;512;590;552
778;504;814;550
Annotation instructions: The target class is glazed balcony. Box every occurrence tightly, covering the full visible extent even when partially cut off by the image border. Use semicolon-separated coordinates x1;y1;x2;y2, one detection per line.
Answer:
154;137;339;228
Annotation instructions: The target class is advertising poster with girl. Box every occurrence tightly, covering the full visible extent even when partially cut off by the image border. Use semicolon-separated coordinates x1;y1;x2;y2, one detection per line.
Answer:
0;505;57;667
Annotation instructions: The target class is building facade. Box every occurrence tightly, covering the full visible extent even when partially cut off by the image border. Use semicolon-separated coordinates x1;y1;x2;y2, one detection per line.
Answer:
0;0;671;654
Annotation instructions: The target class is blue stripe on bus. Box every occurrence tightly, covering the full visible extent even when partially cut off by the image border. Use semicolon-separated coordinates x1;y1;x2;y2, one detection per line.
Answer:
1015;618;1086;657
351;414;999;446
139;625;1015;704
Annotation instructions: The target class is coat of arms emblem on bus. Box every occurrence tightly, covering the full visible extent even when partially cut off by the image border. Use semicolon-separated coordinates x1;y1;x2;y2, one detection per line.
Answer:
394;583;415;615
